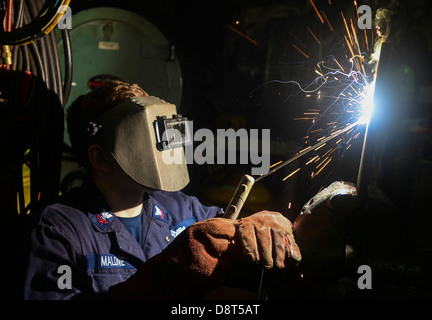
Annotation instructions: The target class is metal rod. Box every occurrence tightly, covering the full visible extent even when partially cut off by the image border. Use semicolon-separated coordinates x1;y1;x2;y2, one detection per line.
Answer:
356;123;370;191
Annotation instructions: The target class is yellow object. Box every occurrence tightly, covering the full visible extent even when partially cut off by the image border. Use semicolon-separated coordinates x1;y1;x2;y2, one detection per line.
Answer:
17;163;31;214
1;45;12;65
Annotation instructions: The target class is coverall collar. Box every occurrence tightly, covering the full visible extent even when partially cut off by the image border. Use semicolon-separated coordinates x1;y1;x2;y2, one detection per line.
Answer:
79;179;147;262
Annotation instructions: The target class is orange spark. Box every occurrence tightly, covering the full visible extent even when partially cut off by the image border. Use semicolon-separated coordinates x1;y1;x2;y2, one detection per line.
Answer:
321;10;334;31
270;161;283;169
299;146;312;153
350;18;361;54
289;32;307;48
313;157;332;178
283;168;301;181
314;143;326;151
309;0;324;24
306;155;319;165
341;11;354;48
364;28;369;52
306;26;321;44
226;24;258;45
344;35;355;58
292;43;310;59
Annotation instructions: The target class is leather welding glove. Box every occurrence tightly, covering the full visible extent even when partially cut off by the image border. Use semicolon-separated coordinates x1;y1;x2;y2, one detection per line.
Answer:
109;211;301;299
293;181;358;279
234;211;302;269
109;217;237;299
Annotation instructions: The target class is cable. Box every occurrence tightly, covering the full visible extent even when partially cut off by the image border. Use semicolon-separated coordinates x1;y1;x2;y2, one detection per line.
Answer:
13;0;24;30
0;0;72;216
61;27;72;105
0;0;71;46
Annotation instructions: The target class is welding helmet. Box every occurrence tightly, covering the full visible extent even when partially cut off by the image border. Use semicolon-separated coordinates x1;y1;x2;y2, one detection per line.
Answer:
90;96;191;191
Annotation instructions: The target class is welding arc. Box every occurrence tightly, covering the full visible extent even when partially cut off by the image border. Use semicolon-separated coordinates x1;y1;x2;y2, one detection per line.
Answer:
255;121;360;182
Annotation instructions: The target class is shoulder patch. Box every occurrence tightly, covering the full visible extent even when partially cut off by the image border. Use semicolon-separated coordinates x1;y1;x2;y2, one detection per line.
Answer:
153;204;168;222
90;210;115;230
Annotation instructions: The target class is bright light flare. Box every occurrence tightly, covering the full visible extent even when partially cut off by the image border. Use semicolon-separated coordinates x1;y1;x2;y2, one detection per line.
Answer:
358;80;376;125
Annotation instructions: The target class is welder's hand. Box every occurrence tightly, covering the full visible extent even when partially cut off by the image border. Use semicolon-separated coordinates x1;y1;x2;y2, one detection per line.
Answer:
234;211;302;269
164;217;237;284
293;181;357;278
109;218;237;299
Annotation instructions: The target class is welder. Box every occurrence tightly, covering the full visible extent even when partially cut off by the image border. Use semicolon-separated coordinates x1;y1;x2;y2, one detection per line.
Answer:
22;80;303;299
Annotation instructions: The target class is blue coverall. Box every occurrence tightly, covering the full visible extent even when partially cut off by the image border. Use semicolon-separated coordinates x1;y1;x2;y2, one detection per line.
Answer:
23;180;222;299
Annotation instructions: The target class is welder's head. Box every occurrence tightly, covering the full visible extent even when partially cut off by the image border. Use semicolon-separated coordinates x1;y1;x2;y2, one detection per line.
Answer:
67;80;190;191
